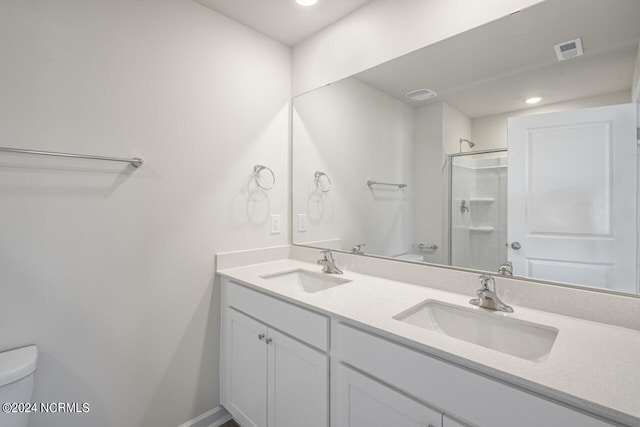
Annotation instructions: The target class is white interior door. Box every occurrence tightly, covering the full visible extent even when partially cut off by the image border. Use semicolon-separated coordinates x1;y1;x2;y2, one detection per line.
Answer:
507;103;637;293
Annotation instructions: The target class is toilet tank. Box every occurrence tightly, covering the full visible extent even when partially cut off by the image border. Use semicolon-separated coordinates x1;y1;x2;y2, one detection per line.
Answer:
0;346;38;427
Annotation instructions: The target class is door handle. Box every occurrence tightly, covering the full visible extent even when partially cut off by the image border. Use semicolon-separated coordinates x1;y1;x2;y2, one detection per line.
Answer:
511;242;522;250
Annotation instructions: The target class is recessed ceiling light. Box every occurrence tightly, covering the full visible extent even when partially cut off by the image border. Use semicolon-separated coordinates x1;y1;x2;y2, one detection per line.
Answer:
525;96;542;104
296;0;317;6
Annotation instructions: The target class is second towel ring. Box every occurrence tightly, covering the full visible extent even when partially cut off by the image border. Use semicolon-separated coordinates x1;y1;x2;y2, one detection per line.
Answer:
254;165;275;190
315;171;331;192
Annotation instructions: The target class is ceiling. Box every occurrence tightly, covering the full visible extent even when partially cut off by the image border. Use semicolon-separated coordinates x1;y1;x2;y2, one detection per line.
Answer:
354;0;640;118
197;0;640;116
195;0;374;46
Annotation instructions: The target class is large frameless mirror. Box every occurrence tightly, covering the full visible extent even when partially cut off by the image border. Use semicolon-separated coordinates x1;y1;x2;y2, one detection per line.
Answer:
292;0;640;295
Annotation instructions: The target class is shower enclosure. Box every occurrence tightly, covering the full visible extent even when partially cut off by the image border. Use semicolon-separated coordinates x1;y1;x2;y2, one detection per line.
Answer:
449;149;508;272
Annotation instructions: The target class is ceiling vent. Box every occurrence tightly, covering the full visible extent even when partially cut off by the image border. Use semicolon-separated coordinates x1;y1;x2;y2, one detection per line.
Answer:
554;38;583;61
405;88;437;101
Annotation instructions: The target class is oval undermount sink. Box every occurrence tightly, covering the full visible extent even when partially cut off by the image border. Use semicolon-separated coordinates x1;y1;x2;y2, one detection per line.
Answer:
261;269;352;293
393;300;558;362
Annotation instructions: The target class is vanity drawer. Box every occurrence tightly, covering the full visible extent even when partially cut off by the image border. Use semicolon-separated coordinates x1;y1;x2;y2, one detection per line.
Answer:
224;279;329;351
336;323;615;427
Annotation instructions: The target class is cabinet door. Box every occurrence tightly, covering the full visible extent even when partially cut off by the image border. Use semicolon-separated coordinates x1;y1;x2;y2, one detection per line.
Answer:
337;364;442;427
225;309;268;427
267;328;329;427
443;415;471;427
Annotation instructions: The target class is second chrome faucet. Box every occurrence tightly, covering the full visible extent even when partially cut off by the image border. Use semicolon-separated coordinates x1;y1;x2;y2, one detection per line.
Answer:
318;249;343;274
470;274;513;313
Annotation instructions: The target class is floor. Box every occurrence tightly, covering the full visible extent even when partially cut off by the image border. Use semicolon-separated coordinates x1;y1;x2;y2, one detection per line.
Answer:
221;420;240;427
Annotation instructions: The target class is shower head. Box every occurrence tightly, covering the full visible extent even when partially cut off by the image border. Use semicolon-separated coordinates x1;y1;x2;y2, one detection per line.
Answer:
459;138;475;152
460;138;475;148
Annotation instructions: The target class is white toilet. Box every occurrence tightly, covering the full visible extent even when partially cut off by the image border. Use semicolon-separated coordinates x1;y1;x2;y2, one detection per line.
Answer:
0;346;38;427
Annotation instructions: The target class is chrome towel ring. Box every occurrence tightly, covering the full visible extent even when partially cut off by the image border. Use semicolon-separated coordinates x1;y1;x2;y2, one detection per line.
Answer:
314;171;331;192
254;164;275;190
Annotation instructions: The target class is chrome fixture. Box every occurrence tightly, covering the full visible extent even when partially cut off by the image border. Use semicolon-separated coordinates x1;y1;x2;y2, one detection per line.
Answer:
367;180;407;189
510;241;522;250
351;243;366;254
459;138;475;152
317;249;343;274
0;146;143;168
460;199;469;213
470;274;514;313
314;171;331;192
418;243;438;250
253;164;275;190
498;261;513;277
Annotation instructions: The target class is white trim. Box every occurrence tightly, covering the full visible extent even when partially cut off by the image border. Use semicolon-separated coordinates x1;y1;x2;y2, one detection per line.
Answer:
177;406;232;427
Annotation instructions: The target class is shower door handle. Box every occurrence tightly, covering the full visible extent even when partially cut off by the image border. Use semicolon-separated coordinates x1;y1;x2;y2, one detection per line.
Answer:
511;242;522;250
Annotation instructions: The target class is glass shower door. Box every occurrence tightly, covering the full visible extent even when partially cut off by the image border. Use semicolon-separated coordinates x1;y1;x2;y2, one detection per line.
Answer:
449;150;507;272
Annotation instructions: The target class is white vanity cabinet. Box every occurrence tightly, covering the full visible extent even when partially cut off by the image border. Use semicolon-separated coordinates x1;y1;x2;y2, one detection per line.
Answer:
219;275;626;427
336;323;616;427
336;364;443;427
224;308;268;427
221;280;329;427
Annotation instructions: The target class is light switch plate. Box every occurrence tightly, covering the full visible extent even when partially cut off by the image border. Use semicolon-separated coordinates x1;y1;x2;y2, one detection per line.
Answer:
298;214;308;232
270;214;281;234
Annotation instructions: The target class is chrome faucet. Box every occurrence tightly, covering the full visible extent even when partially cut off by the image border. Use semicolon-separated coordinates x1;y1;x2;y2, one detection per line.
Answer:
470;274;513;313
351;243;366;254
498;261;513;277
318;250;343;274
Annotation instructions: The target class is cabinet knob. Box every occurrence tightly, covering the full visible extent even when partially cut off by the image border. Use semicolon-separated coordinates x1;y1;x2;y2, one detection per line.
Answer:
258;334;265;341
265;338;273;344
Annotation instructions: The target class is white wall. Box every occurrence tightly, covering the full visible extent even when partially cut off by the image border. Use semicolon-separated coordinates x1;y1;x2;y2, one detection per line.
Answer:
292;91;476;263
471;90;631;150
414;104;444;263
291;0;547;95
443;103;473;158
0;1;290;427
411;101;471;264
292;78;415;257
292;89;475;264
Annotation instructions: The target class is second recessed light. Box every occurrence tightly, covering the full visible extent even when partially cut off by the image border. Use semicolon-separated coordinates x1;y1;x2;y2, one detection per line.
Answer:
296;0;317;6
526;96;542;104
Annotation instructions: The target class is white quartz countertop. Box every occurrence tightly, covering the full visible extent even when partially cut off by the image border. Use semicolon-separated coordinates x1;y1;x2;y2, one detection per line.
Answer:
218;259;640;426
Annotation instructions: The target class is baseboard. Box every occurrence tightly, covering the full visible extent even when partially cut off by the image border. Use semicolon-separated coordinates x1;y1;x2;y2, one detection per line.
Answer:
178;405;232;427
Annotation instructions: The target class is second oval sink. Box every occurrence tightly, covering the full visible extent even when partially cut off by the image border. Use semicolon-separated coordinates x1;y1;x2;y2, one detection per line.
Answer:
393;300;558;362
261;269;351;293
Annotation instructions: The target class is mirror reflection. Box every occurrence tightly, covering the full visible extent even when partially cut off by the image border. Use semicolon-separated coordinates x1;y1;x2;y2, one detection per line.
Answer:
292;0;640;295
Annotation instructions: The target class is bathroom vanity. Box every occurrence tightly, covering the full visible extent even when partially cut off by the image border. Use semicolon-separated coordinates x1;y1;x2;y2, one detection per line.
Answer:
217;247;640;427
